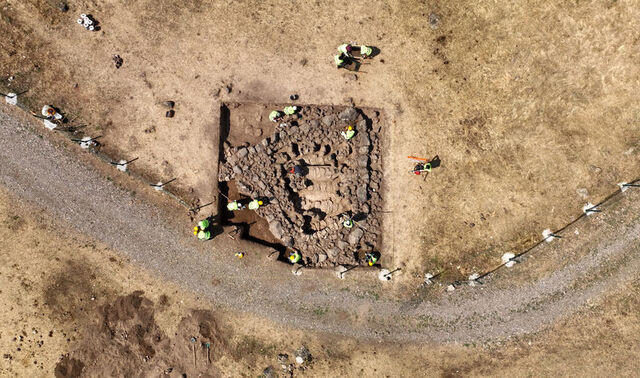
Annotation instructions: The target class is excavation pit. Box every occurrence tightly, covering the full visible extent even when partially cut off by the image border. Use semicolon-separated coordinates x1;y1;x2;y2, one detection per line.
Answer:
218;102;385;267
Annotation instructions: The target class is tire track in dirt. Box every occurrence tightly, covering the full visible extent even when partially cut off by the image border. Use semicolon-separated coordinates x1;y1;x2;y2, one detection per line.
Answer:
1;109;639;343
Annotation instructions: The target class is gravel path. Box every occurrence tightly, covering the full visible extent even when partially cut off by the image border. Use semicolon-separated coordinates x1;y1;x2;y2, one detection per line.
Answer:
1;109;639;343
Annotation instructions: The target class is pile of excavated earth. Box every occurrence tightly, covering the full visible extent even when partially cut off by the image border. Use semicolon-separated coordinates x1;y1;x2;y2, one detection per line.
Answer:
218;105;384;267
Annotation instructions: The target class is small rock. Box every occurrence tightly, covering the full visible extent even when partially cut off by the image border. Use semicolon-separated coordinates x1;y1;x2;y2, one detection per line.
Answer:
338;107;358;121
589;165;602;174
317;253;327;263
165;109;175;118
576;188;589;199
429;13;440;29
295;346;311;364
356;185;368;202
262;366;275;378
233;166;242;174
322;115;334;127
348;228;364;245
163;100;175;108
282;236;294;247
327;247;340;258
113;55;123;69
277;354;289;364
269;221;284;239
237;147;248;158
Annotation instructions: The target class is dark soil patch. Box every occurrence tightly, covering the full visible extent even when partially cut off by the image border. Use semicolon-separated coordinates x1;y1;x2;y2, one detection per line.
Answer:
54;291;228;377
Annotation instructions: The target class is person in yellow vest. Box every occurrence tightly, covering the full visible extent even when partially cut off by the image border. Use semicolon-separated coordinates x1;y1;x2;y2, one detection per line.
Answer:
193;218;212;240
283;105;298;116
227;200;245;211
235;251;245;259
288;250;301;264
248;199;263;210
365;252;379;266
334;53;348;68
341;125;355;140
411;162;432;175
269;110;283;122
359;45;373;58
337;43;353;57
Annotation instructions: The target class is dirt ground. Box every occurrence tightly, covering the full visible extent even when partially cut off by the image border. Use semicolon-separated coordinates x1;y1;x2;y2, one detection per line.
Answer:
1;188;639;377
1;1;639;282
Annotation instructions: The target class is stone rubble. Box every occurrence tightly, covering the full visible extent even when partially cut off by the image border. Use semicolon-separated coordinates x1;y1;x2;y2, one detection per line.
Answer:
218;106;384;267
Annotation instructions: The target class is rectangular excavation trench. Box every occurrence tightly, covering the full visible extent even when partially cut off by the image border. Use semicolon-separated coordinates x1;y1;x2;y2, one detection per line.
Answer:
217;102;385;268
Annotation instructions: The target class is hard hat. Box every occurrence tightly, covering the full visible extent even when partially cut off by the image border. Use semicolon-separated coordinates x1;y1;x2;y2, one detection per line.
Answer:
47;108;56;115
258;201;263;205
347;125;353;130
368;261;374;266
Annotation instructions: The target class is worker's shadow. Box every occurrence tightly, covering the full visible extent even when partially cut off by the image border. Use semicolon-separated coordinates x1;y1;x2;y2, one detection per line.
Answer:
205;215;224;239
344;59;361;72
430;155;441;169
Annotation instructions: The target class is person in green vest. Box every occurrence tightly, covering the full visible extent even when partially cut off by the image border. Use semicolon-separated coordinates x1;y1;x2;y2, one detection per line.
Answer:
365;252;379;266
227;200;244;211
341;125;355;140
337;43;353;57
248;199;263;210
269;110;283;122
343;218;354;228
283;105;298;115
288;250;301;264
193;218;212;240
359;45;373;58
334;53;348;68
411;162;432;176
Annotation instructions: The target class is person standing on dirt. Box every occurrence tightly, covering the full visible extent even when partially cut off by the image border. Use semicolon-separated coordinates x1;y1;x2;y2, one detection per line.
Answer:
193;218;212;240
411;162;432;175
269;110;283;122
289;250;301;264
365;252;379;266
248;199;263;210
283;105;298;116
227;200;245;211
334;53;349;69
359;45;373;58
341;125;356;140
343;218;354;229
337;43;354;57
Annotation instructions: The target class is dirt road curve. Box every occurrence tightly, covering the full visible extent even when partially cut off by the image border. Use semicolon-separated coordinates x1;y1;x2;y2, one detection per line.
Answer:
1;109;639;343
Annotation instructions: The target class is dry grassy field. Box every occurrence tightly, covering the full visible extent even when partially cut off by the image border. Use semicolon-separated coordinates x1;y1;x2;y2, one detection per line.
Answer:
1;0;639;375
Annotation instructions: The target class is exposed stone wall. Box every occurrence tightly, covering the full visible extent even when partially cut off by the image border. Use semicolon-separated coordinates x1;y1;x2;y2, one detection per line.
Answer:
218;106;384;267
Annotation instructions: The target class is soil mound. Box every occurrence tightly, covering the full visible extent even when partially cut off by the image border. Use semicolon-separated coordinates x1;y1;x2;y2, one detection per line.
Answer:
55;291;227;377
